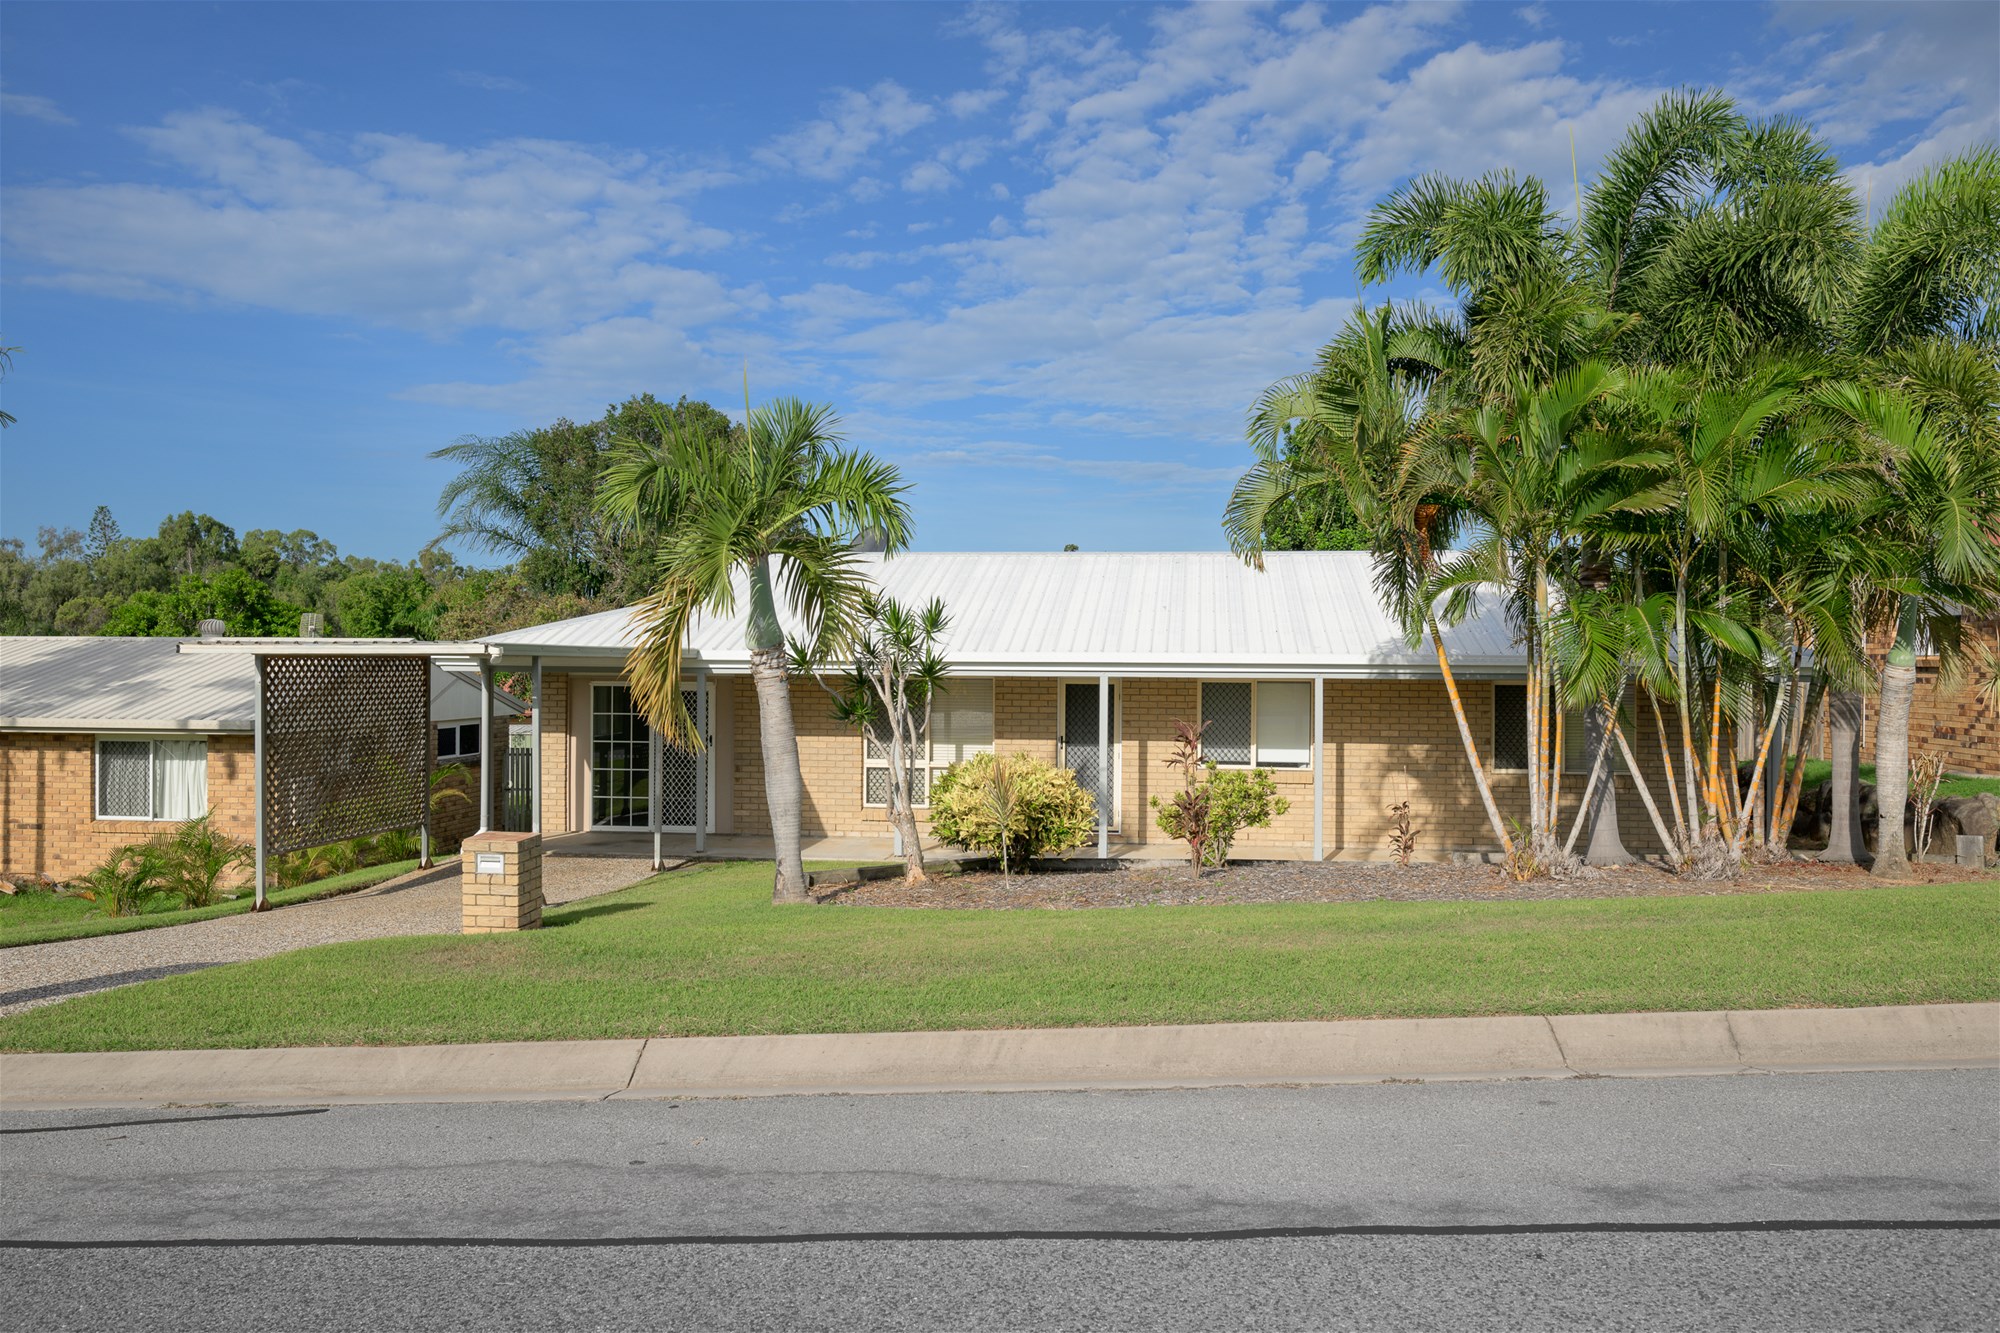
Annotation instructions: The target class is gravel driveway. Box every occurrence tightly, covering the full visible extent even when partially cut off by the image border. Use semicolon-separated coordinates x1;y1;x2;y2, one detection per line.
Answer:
0;857;665;1018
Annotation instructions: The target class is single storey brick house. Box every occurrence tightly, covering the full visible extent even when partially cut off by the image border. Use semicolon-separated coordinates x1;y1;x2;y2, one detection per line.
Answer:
480;552;1670;861
0;636;523;883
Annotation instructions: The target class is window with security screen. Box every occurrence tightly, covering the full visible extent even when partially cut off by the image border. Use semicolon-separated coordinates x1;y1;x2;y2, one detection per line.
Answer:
862;678;993;807
95;737;208;820
1200;682;1311;768
1492;684;1529;771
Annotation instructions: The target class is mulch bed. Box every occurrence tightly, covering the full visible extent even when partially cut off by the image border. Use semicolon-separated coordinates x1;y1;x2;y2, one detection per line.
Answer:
814;855;1999;910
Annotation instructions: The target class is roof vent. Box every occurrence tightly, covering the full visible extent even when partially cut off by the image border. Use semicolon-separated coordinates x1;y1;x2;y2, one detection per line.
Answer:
299;612;325;639
197;619;226;640
852;526;888;554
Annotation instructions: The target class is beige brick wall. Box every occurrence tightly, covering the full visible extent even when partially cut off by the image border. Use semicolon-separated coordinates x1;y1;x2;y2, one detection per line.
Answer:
1;731;256;882
524;671;1694;860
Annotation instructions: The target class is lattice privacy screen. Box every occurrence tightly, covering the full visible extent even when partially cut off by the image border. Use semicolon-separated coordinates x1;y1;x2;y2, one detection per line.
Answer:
262;655;430;855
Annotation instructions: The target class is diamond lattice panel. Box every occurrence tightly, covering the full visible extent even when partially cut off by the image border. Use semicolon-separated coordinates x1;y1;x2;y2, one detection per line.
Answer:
262;655;429;855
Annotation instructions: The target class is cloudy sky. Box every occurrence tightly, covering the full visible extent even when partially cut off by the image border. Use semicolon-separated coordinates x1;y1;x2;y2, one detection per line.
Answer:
3;1;1993;559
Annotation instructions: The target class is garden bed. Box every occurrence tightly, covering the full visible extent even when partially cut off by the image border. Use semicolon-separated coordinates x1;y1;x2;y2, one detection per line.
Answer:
815;855;1999;910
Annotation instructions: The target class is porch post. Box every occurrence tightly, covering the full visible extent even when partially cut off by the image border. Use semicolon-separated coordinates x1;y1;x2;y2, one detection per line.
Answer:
530;656;543;835
694;668;709;854
477;662;494;834
1097;673;1110;859
650;712;664;871
253;653;267;909
1312;675;1325;861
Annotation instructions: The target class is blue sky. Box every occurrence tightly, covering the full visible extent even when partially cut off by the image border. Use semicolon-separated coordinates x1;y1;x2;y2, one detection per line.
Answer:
3;1;1994;562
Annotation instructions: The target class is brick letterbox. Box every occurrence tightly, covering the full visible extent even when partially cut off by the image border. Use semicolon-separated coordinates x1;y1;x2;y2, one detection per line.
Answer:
461;831;543;933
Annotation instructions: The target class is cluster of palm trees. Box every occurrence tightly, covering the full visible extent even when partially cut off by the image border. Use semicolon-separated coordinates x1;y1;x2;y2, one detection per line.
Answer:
1224;92;2000;878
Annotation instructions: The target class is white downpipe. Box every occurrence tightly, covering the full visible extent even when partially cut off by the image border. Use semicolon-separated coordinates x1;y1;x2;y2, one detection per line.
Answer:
530;656;543;835
649;718;663;870
1313;675;1325;861
1097;674;1110;859
253;654;267;909
477;662;494;835
694;669;709;854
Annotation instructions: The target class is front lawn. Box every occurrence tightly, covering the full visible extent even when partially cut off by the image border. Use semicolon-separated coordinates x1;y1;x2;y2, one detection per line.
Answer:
2;861;1993;1053
0;860;422;949
1789;759;2000;802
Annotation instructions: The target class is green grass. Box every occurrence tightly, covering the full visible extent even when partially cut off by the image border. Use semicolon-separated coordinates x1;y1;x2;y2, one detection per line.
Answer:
1;861;1994;1053
0;860;422;949
1789;759;2000;802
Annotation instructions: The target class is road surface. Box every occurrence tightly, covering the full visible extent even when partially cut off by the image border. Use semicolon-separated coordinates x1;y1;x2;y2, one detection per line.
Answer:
3;1069;1995;1330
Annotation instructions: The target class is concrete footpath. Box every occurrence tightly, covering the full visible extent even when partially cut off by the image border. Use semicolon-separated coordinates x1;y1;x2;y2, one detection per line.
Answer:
2;1002;1994;1110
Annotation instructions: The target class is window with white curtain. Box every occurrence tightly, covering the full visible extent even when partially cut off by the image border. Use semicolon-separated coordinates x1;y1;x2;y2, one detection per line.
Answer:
862;677;994;807
1199;681;1313;769
95;737;208;820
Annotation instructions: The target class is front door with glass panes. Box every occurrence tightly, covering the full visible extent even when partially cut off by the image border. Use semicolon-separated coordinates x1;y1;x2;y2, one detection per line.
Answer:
589;682;704;831
1058;681;1120;831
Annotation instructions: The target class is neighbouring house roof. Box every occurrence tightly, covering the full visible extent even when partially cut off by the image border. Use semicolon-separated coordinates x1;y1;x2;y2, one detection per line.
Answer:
479;551;1525;679
0;637;527;734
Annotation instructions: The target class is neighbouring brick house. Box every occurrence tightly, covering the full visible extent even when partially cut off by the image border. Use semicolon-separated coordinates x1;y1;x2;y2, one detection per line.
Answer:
0;636;524;883
1857;615;2000;779
478;552;1685;861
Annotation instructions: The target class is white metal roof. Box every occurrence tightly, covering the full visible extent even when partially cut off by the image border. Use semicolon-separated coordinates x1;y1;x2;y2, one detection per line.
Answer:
480;552;1524;678
0;637;525;733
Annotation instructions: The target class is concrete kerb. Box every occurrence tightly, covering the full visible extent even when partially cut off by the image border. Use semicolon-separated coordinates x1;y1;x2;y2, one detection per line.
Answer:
0;1004;1993;1111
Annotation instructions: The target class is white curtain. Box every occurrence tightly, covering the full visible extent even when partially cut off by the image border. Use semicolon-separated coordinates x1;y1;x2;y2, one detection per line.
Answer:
153;739;209;820
1255;682;1312;768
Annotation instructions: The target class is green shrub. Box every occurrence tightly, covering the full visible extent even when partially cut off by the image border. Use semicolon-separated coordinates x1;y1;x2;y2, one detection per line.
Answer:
930;753;1098;871
150;810;252;908
69;846;165;917
1152;765;1289;868
374;828;420;862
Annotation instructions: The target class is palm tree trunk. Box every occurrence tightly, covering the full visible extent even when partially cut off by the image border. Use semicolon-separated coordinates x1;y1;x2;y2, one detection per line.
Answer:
1820;689;1869;864
746;560;810;904
1650;688;1688;853
1430;617;1513;855
1609;715;1679;859
1870;598;1921;879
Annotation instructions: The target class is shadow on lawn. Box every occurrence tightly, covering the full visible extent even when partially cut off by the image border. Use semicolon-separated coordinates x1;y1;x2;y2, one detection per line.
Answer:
545;901;650;928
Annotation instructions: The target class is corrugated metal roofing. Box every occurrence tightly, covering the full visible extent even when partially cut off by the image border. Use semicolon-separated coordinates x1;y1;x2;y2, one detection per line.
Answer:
0;637;525;733
481;552;1524;678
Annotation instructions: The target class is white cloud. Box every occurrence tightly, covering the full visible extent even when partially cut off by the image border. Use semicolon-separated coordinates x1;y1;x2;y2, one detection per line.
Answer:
754;81;934;181
2;92;76;125
903;160;956;193
10;110;733;337
450;71;531;93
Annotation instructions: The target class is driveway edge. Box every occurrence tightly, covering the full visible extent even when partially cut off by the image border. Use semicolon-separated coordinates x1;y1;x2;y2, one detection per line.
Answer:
2;1004;1994;1110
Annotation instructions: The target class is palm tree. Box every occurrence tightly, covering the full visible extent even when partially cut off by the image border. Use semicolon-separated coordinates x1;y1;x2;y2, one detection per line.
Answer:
1833;149;2000;874
599;397;910;904
1225;305;1517;856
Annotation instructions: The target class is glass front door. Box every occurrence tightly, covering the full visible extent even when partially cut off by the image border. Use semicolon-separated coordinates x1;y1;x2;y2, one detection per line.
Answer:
591;683;702;830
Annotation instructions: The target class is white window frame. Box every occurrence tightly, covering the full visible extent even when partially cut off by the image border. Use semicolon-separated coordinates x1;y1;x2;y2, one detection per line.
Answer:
1491;682;1530;773
862;678;994;809
93;734;209;822
435;721;482;763
1197;680;1314;771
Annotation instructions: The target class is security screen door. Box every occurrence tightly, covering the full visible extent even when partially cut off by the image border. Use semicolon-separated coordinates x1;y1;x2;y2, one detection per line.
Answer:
590;683;701;830
1059;681;1120;831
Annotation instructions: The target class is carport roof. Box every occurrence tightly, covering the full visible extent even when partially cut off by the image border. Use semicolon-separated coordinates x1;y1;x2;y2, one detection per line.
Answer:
0;637;526;733
479;551;1526;679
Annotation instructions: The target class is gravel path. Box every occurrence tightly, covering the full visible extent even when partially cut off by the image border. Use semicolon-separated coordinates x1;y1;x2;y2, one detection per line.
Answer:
0;857;663;1018
821;856;2000;910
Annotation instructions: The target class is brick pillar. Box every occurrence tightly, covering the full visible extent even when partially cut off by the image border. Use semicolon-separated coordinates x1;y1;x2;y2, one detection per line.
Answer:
461;831;543;933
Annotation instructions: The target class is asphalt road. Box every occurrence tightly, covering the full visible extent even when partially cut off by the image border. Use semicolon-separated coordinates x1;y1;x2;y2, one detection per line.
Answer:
3;1070;1995;1331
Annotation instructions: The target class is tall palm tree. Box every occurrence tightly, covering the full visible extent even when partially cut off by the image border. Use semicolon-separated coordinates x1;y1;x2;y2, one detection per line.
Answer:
1226;306;1517;854
599;397;910;904
1833;149;2000;874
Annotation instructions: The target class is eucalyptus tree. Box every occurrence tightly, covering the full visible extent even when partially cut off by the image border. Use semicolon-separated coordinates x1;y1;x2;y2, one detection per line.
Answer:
599;398;911;905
